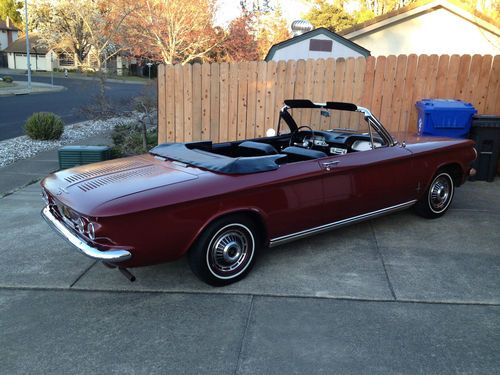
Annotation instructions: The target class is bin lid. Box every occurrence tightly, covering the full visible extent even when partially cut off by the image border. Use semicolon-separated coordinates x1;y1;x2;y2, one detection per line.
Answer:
472;115;500;128
416;99;476;111
59;145;110;152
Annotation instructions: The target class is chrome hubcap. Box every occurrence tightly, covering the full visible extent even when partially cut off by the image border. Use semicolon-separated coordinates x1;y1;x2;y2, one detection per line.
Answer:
222;241;242;263
430;176;451;211
211;228;249;273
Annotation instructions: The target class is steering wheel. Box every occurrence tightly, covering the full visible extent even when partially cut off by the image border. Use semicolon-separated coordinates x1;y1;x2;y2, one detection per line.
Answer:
289;125;315;149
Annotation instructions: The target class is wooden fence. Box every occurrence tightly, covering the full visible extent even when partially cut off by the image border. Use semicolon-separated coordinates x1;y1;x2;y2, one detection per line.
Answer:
157;54;500;143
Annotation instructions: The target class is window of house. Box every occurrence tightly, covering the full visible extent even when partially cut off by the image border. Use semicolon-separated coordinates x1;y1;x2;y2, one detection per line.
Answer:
309;39;333;52
58;53;74;66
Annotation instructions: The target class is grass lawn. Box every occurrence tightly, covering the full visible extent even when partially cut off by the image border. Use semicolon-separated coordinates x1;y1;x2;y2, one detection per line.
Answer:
0;81;14;88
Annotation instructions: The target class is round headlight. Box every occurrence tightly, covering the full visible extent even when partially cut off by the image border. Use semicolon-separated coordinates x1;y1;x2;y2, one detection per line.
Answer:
87;222;95;240
41;190;49;205
76;218;85;234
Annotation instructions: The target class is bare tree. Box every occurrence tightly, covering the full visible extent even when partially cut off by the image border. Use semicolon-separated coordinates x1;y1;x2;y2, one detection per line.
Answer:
29;0;92;68
122;0;219;65
74;0;138;101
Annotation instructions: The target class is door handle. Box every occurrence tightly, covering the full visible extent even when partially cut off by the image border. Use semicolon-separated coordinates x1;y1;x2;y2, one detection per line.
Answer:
322;161;339;171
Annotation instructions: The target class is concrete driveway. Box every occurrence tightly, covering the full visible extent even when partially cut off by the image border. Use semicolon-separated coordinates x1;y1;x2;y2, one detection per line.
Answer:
1;180;499;374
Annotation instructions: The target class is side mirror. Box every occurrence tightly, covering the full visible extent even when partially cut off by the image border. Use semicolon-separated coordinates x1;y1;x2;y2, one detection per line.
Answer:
266;128;276;137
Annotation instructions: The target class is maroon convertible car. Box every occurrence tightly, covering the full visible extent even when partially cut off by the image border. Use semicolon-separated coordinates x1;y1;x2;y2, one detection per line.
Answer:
41;100;476;285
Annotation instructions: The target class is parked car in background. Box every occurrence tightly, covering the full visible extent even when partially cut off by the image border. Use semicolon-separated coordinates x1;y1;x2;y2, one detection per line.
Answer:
41;100;476;285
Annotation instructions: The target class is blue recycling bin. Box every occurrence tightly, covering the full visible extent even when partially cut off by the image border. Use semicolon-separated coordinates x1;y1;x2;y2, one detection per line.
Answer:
416;99;477;138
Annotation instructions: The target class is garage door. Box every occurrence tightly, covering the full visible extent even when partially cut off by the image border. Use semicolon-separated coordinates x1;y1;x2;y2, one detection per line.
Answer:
14;53;27;70
33;56;47;71
13;54;47;71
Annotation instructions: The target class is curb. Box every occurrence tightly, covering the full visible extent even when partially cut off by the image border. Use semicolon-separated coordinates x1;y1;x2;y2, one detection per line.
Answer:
0;85;67;97
0;178;41;199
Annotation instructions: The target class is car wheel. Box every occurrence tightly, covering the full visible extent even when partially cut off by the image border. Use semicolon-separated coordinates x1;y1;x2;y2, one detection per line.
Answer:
188;215;259;286
414;172;454;219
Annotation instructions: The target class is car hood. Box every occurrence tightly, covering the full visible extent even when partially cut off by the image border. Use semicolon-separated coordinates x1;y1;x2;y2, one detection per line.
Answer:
41;154;200;216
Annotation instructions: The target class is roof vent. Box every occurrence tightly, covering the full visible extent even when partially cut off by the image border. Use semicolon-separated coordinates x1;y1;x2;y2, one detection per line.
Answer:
291;20;313;37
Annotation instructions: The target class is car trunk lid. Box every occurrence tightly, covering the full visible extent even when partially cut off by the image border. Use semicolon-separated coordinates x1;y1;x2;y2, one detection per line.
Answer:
42;155;199;215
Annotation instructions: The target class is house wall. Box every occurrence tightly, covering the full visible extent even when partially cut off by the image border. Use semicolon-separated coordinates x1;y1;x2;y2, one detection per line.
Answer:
46;52;58;70
0;31;5;49
1;30;10;50
0;30;18;49
349;8;499;56
270;33;366;61
7;52;14;68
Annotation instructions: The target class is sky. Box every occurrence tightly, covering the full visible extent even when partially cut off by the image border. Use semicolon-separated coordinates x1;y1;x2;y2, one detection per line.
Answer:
215;0;313;27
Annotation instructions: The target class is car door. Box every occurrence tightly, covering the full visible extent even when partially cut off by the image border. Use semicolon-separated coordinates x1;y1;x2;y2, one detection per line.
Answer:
264;159;326;239
319;145;418;224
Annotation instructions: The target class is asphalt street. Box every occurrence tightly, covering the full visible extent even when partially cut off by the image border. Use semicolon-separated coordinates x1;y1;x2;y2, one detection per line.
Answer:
0;74;152;141
0;179;499;374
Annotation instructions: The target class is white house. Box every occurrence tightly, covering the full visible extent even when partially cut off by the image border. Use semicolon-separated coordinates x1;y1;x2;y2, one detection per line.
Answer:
340;0;500;56
4;34;127;74
0;17;19;50
265;27;370;62
4;35;55;71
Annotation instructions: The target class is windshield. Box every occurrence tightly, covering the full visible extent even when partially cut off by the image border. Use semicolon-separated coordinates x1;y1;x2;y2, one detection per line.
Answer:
279;107;390;145
288;107;368;133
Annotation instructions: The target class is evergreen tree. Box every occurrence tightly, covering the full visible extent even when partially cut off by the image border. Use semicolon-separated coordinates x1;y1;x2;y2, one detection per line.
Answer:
0;0;22;26
304;0;356;32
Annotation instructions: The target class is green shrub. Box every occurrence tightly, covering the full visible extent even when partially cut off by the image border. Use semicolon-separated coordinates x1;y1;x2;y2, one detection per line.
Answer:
133;95;156;113
24;112;64;140
111;123;158;156
2;76;13;83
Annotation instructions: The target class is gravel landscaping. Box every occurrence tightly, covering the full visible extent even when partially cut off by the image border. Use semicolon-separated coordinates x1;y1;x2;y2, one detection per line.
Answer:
0;117;136;168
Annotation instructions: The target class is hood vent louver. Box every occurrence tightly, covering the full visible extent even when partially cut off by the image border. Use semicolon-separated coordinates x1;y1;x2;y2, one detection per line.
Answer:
78;166;157;192
64;159;151;184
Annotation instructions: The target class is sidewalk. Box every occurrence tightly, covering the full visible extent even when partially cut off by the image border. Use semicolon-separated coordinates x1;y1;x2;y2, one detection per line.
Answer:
0;68;149;85
0;81;65;96
0;133;112;197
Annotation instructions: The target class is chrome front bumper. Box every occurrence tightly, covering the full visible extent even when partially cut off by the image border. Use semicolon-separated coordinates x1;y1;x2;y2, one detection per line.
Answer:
41;206;132;263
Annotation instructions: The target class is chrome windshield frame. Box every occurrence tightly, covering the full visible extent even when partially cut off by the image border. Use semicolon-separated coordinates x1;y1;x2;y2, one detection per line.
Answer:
279;102;397;147
356;106;397;146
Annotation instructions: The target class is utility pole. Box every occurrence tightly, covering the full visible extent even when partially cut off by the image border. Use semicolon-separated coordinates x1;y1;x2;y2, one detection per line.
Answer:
50;52;54;86
24;0;31;91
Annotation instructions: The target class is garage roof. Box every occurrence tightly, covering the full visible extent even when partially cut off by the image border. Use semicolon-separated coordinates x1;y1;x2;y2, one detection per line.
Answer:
264;27;370;61
4;35;49;54
339;0;500;38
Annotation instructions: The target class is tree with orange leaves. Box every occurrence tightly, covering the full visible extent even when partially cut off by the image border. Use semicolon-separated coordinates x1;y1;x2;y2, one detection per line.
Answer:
209;15;260;62
239;0;291;60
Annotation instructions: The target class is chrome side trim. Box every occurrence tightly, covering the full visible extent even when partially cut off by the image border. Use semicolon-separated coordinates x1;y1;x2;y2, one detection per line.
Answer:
41;206;132;262
269;200;417;247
